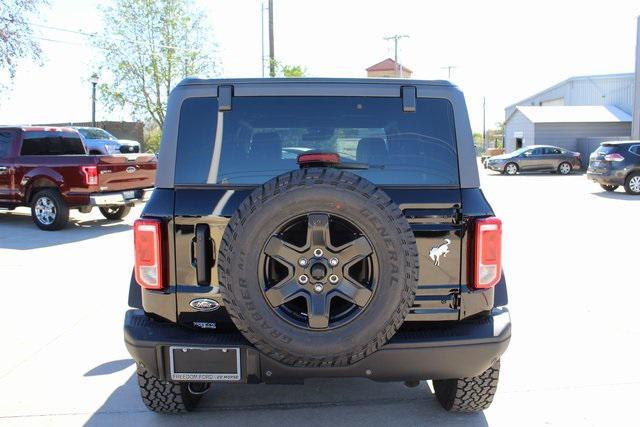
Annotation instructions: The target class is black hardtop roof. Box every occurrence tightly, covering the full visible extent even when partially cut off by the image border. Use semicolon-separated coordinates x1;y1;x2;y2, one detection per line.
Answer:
177;77;454;88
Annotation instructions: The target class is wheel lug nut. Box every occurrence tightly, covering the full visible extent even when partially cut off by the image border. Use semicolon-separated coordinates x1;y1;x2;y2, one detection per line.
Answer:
314;283;324;293
298;275;309;284
329;274;339;284
298;257;308;267
313;248;324;257
329;257;339;267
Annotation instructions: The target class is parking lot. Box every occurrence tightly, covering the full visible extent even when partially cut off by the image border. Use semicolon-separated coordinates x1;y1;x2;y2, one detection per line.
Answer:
1;167;639;426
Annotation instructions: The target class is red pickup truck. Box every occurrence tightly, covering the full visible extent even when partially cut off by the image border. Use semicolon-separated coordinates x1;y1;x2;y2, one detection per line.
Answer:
0;126;156;230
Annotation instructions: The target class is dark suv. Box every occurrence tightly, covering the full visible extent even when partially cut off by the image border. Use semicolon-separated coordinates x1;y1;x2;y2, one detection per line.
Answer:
125;78;511;414
587;141;640;194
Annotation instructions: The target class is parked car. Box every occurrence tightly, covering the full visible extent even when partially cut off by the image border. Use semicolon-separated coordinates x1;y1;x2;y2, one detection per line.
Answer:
485;145;582;175
125;78;510;414
74;126;141;155
587;141;640;194
0;126;156;230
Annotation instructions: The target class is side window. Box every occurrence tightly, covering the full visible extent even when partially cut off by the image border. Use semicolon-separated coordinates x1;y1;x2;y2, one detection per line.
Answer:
21;133;86;155
531;148;543;155
0;131;12;158
550;148;561;155
629;145;640;156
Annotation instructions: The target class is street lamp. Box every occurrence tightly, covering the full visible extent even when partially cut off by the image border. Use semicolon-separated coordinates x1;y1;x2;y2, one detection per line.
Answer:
90;73;99;127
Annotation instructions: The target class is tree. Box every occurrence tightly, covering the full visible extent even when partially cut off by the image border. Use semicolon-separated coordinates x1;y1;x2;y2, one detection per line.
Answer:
280;64;306;77
0;0;48;89
95;0;218;128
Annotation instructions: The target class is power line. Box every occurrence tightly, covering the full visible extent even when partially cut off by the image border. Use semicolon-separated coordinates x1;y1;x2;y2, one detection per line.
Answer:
1;16;200;53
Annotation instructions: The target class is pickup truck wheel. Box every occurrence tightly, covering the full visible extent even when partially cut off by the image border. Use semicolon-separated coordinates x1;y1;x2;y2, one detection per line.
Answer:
30;189;69;231
433;359;500;412
136;365;202;413
600;184;618;192
624;172;640;195
218;168;419;368
99;205;131;220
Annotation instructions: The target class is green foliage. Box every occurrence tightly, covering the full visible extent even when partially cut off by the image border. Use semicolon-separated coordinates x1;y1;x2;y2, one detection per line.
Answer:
95;0;219;128
269;59;307;77
144;122;162;153
281;64;306;77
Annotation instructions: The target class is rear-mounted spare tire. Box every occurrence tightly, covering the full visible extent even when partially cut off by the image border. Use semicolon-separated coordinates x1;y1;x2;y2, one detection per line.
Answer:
218;168;419;367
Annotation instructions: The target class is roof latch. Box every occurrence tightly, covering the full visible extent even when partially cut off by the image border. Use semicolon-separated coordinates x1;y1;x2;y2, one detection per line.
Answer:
402;86;416;112
218;85;233;111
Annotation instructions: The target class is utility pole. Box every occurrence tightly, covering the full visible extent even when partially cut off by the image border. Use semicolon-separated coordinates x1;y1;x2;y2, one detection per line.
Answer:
632;15;640;140
384;34;409;77
268;0;275;77
483;97;486;149
440;65;457;80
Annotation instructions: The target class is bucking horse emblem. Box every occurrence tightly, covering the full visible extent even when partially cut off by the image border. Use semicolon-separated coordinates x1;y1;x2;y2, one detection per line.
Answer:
429;239;451;267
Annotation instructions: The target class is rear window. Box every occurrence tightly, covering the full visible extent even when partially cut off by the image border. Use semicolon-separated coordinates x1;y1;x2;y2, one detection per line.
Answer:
175;96;459;186
597;144;625;154
21;131;86;156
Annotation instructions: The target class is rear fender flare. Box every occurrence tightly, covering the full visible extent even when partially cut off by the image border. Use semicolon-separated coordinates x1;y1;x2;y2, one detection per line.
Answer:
22;169;64;203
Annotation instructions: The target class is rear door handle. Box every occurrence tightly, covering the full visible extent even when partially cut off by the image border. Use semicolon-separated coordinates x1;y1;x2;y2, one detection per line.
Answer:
193;224;214;286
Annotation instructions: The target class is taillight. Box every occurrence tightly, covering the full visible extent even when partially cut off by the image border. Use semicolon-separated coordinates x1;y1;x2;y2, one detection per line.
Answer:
134;218;164;290
472;217;502;289
604;153;624;162
81;166;98;185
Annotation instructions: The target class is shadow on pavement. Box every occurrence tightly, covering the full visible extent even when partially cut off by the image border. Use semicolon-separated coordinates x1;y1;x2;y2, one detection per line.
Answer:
0;211;131;250
85;359;134;377
85;372;488;426
592;191;640;200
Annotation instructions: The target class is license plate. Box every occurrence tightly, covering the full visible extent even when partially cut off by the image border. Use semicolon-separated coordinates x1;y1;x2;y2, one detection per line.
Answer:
123;190;135;200
170;346;241;381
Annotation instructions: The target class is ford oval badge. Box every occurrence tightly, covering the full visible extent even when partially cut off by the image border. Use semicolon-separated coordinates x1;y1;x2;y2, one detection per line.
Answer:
126;166;136;174
189;298;220;312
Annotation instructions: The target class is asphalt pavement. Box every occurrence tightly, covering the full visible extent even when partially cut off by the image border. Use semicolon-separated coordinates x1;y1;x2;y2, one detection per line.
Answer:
1;167;639;426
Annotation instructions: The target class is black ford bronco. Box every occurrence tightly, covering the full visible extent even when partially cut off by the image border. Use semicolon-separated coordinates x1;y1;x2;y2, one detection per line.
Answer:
125;78;511;413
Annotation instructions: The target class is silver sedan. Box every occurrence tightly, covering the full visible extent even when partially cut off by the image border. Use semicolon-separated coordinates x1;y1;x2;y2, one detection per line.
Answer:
485;145;582;175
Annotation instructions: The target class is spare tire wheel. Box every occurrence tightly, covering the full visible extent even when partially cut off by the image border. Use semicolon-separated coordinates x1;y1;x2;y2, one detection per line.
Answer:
218;168;419;367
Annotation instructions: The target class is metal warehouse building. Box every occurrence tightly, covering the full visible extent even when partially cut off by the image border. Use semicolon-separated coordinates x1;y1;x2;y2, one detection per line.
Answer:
504;73;635;158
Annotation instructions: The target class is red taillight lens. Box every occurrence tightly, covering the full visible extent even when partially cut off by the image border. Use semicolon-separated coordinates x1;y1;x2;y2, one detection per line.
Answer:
604;153;624;162
472;217;502;289
81;166;98;185
134;219;164;290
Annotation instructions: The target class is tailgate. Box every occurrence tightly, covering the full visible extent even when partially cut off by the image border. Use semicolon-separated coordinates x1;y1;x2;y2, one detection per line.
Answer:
97;154;157;192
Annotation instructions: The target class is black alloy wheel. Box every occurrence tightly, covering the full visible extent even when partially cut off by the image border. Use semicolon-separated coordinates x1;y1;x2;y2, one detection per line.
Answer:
259;212;377;330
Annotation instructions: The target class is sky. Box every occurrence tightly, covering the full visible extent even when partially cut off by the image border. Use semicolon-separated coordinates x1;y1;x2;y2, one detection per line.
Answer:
0;0;638;133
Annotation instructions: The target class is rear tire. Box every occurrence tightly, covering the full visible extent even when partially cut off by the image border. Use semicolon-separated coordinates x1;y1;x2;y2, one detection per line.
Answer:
99;205;131;220
30;189;69;231
433;360;500;412
136;365;203;414
558;162;572;175
624;172;640;195
600;184;618;192
504;163;518;175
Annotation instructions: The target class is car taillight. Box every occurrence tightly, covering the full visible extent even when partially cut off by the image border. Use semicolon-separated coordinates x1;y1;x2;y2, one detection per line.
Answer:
81;166;98;185
472;217;502;289
134;218;164;290
604;153;624;162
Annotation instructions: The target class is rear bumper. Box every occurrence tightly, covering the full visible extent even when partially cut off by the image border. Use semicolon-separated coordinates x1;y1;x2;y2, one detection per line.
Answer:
587;171;624;186
124;307;511;384
90;188;153;206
